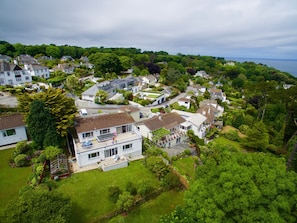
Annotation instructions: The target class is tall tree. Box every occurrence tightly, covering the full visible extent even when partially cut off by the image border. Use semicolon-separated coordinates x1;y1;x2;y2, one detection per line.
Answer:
241;121;269;151
26;100;58;148
0;189;71;223
45;45;61;59
18;88;77;137
164;152;297;223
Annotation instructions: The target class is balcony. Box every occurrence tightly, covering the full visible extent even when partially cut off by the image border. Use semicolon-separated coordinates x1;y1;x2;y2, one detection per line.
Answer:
75;131;142;154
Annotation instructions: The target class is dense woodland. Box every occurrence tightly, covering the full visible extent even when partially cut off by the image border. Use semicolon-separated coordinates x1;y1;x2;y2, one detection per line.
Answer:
1;40;297;222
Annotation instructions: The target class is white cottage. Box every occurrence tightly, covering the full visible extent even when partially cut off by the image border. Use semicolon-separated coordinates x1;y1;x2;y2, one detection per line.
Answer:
73;113;143;170
0;113;28;147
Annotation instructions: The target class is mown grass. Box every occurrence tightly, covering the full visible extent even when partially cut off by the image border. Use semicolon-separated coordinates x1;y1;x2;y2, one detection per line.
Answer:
213;136;245;152
172;157;196;181
107;189;185;223
0;148;32;209
56;160;161;223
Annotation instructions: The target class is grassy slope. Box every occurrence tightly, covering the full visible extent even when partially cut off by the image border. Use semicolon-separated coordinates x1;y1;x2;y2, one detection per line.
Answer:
172;157;196;181
0;148;32;209
56;160;160;223
108;190;185;223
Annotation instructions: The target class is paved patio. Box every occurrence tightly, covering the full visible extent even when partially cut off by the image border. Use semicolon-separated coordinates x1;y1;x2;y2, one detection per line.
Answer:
163;142;195;157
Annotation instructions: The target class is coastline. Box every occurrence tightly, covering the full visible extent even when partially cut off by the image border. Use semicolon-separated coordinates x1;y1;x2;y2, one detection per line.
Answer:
226;57;297;77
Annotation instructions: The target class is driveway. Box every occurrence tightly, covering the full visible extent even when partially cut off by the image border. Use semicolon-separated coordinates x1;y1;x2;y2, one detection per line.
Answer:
0;92;18;107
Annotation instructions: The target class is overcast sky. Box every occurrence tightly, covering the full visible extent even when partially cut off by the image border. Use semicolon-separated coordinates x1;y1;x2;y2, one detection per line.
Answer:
0;0;297;59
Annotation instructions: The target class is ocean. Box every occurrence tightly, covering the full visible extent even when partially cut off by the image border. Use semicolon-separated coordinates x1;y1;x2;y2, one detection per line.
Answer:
226;58;297;78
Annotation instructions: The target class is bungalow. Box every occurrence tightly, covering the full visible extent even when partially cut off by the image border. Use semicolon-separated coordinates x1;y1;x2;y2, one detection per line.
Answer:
81;77;136;102
0;60;32;86
177;98;191;110
16;54;38;65
208;87;227;102
53;64;76;74
138;91;166;106
24;64;50;79
0;113;28;147
73;113;142;170
137;112;187;148
194;70;210;79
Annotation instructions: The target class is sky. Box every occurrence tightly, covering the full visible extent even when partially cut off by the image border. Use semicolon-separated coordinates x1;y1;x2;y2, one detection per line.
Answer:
0;0;297;59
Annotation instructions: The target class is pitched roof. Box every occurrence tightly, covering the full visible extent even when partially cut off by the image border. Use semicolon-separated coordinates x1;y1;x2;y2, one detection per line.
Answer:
75;113;135;133
0;60;11;71
178;98;191;102
141;112;186;131
171;109;207;127
196;105;216;123
118;106;140;113
0;113;25;130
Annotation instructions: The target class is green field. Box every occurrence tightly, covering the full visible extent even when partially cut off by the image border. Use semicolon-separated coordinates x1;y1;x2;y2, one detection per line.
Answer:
0;148;32;209
107;189;184;223
56;160;161;223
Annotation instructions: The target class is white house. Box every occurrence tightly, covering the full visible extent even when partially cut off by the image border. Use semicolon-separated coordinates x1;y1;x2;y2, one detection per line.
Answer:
138;91;166;106
137;112;187;148
73;113;143;170
24;64;50;79
208;87;227;102
172;110;208;139
0;113;28;147
0;60;32;86
177;98;191;110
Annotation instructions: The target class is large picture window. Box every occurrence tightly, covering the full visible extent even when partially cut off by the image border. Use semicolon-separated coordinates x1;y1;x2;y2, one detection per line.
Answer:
2;129;16;137
104;148;118;158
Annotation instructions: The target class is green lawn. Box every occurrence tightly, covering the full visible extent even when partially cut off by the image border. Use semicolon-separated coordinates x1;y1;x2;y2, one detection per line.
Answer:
213;137;245;152
107;189;185;223
172;157;196;181
56;160;160;223
0;148;32;209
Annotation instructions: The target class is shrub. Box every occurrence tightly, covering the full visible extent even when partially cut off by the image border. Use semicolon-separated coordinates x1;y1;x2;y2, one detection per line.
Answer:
184;149;192;156
116;191;134;212
162;171;181;189
126;181;137;196
239;124;249;134
137;180;154;198
171;156;178;161
12;141;30;158
108;186;122;203
224;130;240;141
14;154;30;167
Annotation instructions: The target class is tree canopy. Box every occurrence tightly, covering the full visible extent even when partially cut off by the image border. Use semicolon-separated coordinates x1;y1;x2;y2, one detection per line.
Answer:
0;189;71;223
163;152;297;223
18;88;77;137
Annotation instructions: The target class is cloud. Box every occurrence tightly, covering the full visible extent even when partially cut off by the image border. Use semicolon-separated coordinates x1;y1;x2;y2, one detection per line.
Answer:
0;0;296;58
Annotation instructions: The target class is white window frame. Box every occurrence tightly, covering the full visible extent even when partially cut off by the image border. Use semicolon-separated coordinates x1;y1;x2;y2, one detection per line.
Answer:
104;147;118;158
82;131;93;139
88;152;100;159
123;143;132;151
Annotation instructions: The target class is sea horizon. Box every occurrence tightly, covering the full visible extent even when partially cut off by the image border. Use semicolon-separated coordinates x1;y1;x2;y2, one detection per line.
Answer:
225;57;297;78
